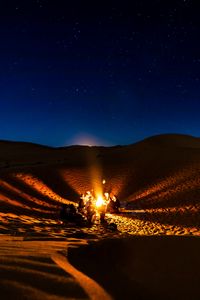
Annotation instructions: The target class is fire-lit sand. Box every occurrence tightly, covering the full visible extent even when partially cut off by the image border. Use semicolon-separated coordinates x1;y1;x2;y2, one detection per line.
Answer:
0;134;200;299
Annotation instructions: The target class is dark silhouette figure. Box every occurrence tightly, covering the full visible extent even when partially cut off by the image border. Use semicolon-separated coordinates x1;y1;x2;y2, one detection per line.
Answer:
78;197;85;213
107;195;120;213
115;196;120;212
86;199;96;224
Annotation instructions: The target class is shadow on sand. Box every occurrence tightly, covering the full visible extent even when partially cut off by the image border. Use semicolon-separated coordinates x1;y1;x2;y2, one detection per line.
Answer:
31;167;80;202
69;235;200;300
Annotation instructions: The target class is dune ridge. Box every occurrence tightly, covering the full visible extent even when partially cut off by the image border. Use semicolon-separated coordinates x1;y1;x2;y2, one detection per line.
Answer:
0;134;200;299
0;133;199;234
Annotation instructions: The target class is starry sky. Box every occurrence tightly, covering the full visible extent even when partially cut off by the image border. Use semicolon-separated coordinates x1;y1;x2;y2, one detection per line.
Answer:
0;0;200;147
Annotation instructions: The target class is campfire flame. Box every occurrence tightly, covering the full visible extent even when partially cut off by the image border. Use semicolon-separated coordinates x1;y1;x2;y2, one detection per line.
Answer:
95;195;105;208
81;178;110;211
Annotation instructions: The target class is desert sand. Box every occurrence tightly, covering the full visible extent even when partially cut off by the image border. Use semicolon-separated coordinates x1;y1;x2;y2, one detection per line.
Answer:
0;134;200;299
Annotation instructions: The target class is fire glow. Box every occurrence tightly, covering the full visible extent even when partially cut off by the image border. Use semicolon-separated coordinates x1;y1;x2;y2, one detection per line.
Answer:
96;195;105;208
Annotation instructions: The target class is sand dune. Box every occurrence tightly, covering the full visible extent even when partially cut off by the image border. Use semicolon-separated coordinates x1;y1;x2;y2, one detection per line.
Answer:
0;236;89;300
69;236;200;300
0;134;200;299
0;134;200;233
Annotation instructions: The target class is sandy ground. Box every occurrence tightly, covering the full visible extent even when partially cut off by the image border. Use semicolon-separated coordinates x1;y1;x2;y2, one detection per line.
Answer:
0;235;89;300
1;228;200;300
0;134;200;299
69;236;200;300
0;212;200;300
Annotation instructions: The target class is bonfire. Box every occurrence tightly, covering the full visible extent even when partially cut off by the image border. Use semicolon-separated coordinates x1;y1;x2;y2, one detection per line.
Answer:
79;180;120;223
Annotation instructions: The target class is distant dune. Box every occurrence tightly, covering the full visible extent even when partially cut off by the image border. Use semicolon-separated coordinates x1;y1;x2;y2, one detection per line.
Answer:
0;133;200;230
138;133;200;148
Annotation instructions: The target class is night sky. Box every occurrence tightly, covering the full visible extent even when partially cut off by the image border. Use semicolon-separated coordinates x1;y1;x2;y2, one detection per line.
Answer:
0;0;200;147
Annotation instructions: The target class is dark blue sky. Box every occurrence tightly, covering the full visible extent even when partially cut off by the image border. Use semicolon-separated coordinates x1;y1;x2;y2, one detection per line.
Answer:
0;0;200;146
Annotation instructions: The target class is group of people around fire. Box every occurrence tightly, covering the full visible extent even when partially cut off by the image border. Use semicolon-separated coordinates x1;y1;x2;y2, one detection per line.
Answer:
78;190;120;224
60;186;120;228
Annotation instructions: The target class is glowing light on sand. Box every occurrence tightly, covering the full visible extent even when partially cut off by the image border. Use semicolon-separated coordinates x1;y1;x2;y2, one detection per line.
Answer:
0;178;52;212
133;167;198;201
14;173;70;204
